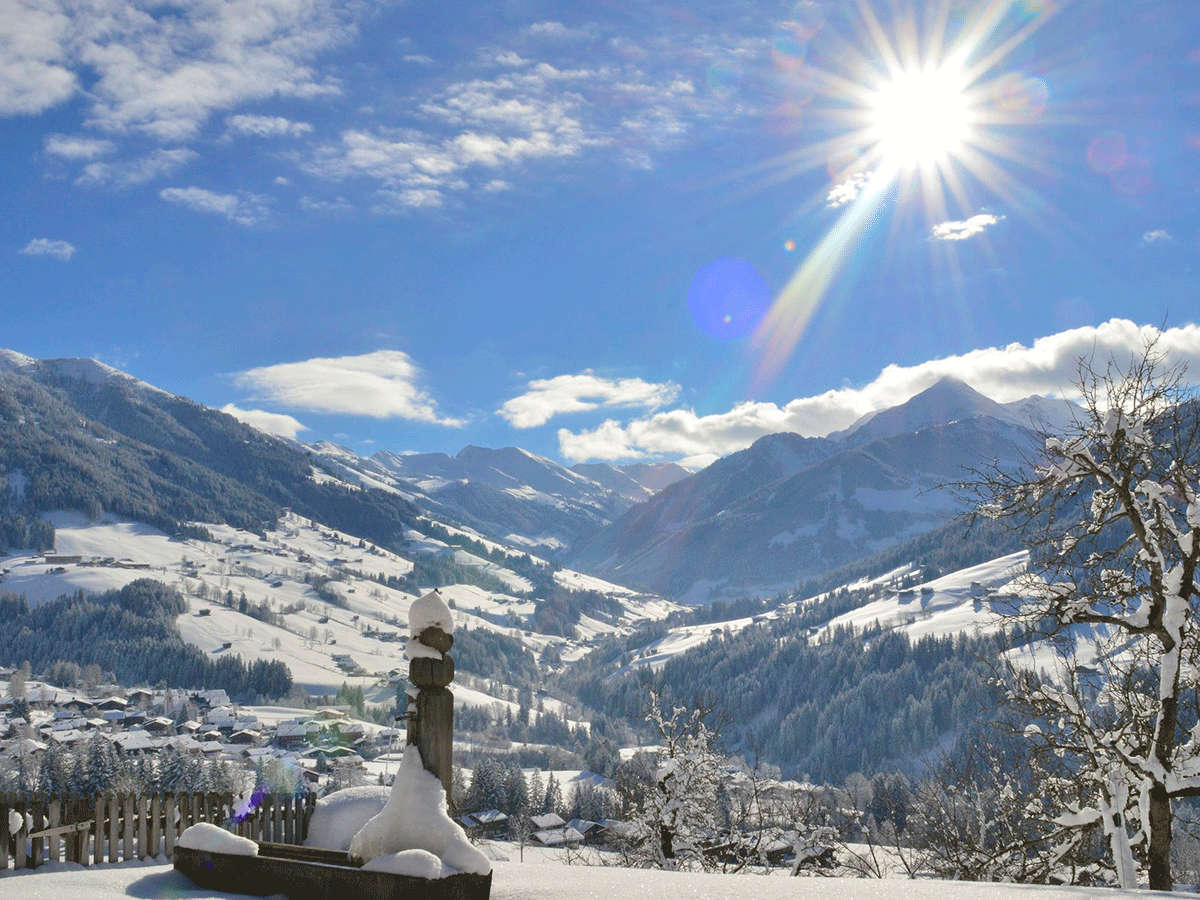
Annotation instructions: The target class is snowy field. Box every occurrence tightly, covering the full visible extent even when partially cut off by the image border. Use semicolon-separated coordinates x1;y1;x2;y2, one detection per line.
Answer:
0;511;679;703
0;858;1189;899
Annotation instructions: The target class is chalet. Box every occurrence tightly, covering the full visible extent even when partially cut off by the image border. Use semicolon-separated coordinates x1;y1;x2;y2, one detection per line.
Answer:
461;809;507;837
567;819;602;844
529;812;565;830
531;825;584;848
275;721;310;749
229;729;261;746
43;554;82;565
144;716;175;735
95;696;129;712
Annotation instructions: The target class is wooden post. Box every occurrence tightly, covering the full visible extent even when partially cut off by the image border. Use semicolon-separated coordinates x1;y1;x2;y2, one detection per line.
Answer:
108;794;120;862
47;797;61;864
164;794;176;859
148;794;161;858
0;792;10;870
283;795;294;845
123;793;135;862
407;590;457;810
137;795;148;859
29;796;44;869
273;795;283;843
14;797;28;870
94;793;105;866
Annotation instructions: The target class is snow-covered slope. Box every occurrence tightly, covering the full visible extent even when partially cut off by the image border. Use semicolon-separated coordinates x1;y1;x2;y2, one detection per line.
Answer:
0;510;680;700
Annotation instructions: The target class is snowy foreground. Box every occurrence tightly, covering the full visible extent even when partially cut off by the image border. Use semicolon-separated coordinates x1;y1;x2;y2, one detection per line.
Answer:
0;858;1192;899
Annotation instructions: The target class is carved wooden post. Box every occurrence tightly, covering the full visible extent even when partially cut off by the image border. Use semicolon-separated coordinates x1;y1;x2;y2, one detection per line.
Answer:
407;590;455;810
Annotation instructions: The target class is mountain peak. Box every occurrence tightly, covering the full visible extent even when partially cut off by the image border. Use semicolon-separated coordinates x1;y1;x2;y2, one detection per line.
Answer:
836;376;1007;444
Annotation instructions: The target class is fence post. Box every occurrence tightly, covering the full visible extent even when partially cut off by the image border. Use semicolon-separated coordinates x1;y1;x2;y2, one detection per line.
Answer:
164;793;176;859
14;796;28;870
0;791;10;870
93;793;105;867
108;793;120;863
148;794;160;858
123;792;135;862
137;795;148;860
29;795;44;869
47;797;61;864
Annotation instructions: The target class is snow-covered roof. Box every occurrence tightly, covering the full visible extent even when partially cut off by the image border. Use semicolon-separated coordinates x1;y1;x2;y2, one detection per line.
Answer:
530;812;565;830
532;826;584;846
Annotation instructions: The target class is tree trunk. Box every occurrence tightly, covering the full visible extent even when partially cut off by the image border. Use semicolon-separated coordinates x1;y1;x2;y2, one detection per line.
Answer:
1147;781;1173;890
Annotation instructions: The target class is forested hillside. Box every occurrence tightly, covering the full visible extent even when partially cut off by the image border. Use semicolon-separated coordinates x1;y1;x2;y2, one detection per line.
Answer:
0;579;291;700
0;363;420;552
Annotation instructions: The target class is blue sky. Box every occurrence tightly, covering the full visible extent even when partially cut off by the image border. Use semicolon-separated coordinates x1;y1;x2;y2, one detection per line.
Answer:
1;0;1197;466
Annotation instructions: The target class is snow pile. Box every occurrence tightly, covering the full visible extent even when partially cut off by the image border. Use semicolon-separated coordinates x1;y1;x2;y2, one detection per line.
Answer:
9;808;26;835
303;784;391;851
406;638;443;661
176;823;258;856
361;849;447;878
409;589;454;635
348;745;490;875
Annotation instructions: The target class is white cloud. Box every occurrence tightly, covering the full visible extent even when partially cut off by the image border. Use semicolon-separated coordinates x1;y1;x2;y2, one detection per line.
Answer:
556;319;1200;462
159;186;269;225
227;114;314;138
19;238;75;260
526;21;593;40
1142;229;1173;245
499;372;680;429
220;403;308;439
44;134;114;160
0;1;355;139
931;213;1002;241
234;350;463;425
402;54;434;65
826;171;869;208
0;0;77;115
77;148;196;187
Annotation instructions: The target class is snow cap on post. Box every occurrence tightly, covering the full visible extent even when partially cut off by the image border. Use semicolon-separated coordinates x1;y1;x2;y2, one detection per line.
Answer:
409;589;454;637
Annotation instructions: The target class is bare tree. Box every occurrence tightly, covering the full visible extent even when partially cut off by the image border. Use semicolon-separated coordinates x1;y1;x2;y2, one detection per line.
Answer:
961;339;1200;890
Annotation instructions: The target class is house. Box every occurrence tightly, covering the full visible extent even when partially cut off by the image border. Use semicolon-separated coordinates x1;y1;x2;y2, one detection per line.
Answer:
144;716;175;735
531;825;584;848
229;729;261;745
275;721;310;749
128;688;155;707
95;696;129;712
462;809;508;837
567;819;602;843
43;554;82;565
529;813;565;831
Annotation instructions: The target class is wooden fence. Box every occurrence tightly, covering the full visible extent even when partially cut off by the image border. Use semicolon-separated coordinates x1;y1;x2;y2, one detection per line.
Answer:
0;791;316;870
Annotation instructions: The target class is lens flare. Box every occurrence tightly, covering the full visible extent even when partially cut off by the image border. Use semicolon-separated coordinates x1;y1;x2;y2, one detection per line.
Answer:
749;0;1060;384
688;258;771;340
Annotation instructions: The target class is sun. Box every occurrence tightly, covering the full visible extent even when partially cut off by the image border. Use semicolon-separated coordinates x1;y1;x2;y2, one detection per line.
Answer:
867;64;974;169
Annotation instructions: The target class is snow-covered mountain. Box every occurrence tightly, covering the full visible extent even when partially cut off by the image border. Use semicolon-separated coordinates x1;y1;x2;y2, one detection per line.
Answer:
0;351;681;702
310;444;659;555
569;377;1059;602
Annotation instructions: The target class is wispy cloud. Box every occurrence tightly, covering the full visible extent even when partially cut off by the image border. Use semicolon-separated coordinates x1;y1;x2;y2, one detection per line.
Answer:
227;114;314;138
931;213;1002;241
556;320;1200;463
1141;229;1173;245
499;372;680;429
234;350;463;425
826;171;869;208
44;134;114;160
220;403;308;439
19;238;76;261
159;186;269;225
78;148;196;187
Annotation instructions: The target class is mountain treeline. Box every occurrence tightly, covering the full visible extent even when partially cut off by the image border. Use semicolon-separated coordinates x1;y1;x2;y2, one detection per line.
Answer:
0;579;291;701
